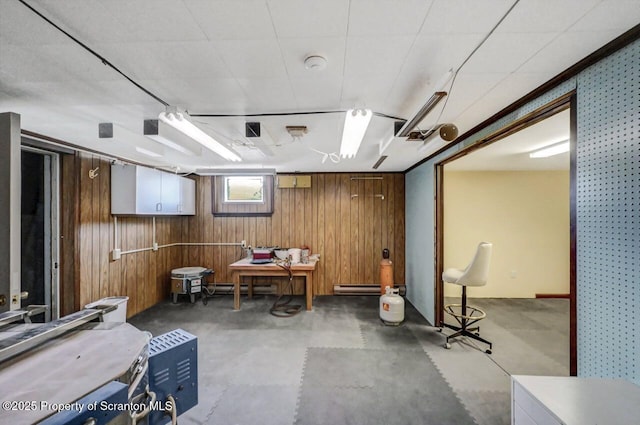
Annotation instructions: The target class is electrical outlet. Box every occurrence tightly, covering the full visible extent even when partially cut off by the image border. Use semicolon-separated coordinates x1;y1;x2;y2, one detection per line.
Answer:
241;240;247;248
112;249;121;261
153;242;158;251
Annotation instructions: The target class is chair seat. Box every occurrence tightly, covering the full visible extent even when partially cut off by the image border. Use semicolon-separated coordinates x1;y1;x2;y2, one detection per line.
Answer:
443;268;465;285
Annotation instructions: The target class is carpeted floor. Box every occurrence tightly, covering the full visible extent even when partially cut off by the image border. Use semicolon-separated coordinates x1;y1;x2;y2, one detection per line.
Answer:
129;295;569;425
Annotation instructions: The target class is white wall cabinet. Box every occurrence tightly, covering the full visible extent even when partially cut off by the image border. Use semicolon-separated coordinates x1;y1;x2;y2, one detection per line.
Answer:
111;164;195;216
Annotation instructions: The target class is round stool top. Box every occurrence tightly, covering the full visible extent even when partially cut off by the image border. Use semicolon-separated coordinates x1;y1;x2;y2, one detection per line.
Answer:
171;266;208;278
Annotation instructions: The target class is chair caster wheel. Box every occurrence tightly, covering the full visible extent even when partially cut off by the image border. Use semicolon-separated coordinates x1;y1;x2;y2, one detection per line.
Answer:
436;328;443;333
444;342;451;349
485;349;492;354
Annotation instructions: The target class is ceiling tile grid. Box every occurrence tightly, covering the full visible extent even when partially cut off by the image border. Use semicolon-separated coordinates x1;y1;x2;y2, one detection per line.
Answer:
1;0;638;172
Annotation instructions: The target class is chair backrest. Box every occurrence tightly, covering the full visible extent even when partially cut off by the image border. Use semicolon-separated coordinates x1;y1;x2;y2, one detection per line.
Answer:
457;242;492;287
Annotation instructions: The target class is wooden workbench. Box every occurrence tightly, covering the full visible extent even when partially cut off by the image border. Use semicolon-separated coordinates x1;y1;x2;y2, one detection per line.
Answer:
228;258;317;311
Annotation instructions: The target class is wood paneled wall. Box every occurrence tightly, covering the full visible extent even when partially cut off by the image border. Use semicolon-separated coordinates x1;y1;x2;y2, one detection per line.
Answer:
61;153;186;317
60;160;405;318
183;174;405;295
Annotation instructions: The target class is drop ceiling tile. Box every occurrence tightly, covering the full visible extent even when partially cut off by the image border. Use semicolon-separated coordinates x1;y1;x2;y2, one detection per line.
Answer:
0;0;73;45
26;0;129;43
420;0;515;35
215;39;288;78
278;37;346;78
348;0;433;36
460;72;550;127
100;0;207;42
94;41;231;80
570;0;640;32
518;30;623;74
1;43;121;82
343;35;414;78
268;0;349;38
403;33;487;82
289;76;342;111
496;0;601;33
184;0;276;40
443;72;510;123
145;77;249;114
341;75;395;112
236;77;298;112
461;32;559;74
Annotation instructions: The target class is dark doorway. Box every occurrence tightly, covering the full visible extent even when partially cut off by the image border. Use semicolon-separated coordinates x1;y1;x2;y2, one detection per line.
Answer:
21;149;57;322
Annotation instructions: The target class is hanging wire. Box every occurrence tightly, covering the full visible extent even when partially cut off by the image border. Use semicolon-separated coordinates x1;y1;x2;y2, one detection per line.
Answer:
418;0;522;136
270;260;302;318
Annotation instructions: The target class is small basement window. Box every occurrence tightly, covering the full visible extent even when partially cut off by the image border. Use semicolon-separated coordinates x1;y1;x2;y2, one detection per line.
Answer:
224;176;264;203
212;174;274;216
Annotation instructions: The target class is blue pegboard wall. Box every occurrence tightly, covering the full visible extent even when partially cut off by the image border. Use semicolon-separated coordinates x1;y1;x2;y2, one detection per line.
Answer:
406;37;639;383
576;38;639;384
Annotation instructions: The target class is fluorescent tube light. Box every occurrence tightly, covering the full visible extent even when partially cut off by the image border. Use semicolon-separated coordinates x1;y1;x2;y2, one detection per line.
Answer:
159;111;241;162
397;69;453;138
135;146;163;158
144;119;201;156
529;140;570;158
340;109;372;158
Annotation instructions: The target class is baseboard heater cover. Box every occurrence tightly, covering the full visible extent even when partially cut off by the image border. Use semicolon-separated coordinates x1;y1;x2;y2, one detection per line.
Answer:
333;285;406;296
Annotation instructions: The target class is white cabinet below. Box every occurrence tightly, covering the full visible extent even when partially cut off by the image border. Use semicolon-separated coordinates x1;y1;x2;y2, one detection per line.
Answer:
512;375;640;425
111;164;196;216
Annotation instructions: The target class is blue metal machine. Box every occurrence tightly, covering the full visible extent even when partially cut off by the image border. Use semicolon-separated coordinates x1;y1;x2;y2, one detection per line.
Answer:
148;329;199;425
0;303;199;425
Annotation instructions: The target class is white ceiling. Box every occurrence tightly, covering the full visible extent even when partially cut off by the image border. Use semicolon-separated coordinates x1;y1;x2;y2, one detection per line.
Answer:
1;0;638;173
446;108;570;171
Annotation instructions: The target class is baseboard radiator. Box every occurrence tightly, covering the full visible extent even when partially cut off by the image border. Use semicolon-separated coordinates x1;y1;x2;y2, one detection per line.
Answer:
333;285;406;296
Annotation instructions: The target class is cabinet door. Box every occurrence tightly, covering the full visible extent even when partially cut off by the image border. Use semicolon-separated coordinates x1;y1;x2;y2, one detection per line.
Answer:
135;166;162;214
160;173;181;214
111;164;137;214
179;177;196;215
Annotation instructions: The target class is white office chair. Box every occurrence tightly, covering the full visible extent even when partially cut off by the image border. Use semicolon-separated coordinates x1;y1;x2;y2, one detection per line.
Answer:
439;242;493;353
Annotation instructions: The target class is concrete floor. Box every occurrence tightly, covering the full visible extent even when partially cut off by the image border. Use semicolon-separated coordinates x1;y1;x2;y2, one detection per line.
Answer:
129;295;569;425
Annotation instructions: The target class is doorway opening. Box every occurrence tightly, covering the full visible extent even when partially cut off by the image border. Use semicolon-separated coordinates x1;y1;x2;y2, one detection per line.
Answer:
21;147;60;322
435;92;577;375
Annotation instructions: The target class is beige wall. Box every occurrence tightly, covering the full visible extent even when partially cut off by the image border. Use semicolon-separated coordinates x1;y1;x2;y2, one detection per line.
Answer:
443;170;569;298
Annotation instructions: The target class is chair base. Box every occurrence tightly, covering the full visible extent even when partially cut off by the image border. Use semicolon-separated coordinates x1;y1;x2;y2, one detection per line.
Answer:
440;286;493;353
440;322;493;354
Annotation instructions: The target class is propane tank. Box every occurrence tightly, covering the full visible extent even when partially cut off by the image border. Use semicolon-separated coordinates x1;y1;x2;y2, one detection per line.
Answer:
380;248;394;294
380;286;405;326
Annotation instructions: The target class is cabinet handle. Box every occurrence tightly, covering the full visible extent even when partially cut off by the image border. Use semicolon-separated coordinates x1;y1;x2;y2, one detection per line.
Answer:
156;203;162;211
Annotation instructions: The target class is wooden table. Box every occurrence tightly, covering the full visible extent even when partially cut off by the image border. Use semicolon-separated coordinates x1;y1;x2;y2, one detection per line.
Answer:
229;258;317;311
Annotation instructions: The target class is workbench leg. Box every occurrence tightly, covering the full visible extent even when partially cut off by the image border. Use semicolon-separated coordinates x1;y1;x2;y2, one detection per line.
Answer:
233;273;240;310
247;276;253;299
306;272;313;311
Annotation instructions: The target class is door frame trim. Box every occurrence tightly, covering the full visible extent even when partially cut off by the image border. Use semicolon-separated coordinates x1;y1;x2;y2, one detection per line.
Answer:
434;91;577;375
21;146;60;321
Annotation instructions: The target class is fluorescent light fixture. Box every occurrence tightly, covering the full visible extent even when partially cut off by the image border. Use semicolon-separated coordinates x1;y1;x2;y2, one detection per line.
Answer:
397;69;453;138
340;109;372;158
529;140;570;158
158;111;241;162
135;146;163;158
144;119;201;156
